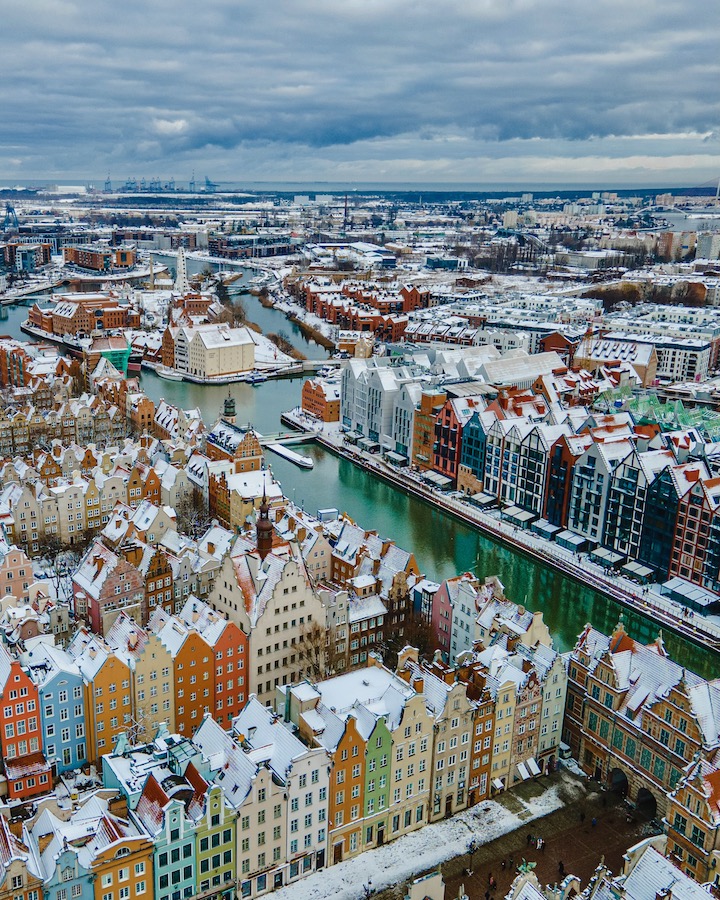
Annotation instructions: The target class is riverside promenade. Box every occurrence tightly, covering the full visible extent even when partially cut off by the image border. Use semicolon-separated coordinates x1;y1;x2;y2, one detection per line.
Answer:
281;408;720;653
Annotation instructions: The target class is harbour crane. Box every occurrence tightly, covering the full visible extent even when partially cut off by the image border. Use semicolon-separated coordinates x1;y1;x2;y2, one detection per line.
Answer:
2;202;19;231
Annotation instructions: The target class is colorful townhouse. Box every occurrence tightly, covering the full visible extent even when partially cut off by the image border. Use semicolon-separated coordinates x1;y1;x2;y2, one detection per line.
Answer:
148;609;215;736
26;806;95;900
68;629;133;762
84;800;154;900
193;716;281;899
132;774;198;900
281;652;435;862
105;611;177;738
0;815;43;900
0;641;51;799
177;596;248;728
565;617;719;821
398;650;478;821
233;697;330;875
21;640;87;774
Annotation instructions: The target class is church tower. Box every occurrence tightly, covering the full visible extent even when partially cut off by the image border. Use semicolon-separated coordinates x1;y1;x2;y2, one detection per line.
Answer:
256;486;273;561
222;391;236;424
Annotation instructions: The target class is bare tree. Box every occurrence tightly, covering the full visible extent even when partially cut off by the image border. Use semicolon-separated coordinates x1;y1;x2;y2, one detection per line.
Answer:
297;621;329;682
175;486;211;539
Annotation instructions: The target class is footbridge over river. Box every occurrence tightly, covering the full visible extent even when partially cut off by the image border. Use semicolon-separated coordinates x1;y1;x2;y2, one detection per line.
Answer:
257;431;318;447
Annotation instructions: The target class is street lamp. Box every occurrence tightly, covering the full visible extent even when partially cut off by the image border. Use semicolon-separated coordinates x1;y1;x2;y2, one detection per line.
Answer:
467;838;478;876
363;880;373;900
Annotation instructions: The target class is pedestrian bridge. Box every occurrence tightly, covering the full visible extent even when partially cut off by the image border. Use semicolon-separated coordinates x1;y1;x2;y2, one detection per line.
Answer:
258;431;317;447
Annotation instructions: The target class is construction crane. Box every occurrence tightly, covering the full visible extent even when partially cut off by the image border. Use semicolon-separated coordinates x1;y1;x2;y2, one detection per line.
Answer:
3;203;19;231
104;174;112;192
204;176;219;192
189;171;196;192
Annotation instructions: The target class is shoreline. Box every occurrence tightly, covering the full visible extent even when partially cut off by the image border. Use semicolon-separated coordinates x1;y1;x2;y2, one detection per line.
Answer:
280;411;720;652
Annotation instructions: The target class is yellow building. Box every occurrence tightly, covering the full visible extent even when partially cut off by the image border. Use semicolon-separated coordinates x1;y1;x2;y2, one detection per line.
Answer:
105;611;176;738
68;630;132;762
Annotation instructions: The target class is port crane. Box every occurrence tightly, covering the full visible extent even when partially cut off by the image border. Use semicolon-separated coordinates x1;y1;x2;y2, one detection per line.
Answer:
2;203;19;231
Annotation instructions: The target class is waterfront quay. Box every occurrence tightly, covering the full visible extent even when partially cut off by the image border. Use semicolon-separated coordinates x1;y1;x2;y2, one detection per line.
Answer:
282;408;720;655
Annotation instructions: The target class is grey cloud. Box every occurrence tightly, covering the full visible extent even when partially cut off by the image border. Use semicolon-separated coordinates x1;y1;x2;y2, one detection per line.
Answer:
2;0;719;183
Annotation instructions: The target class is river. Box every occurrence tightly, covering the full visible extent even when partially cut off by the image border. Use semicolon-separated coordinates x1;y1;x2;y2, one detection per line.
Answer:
3;294;718;675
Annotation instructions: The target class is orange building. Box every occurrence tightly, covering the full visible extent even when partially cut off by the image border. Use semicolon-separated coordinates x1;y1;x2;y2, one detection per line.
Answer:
89;812;154;900
69;632;133;762
412;389;446;470
177;597;249;728
302;378;340;422
329;716;366;864
150;613;215;736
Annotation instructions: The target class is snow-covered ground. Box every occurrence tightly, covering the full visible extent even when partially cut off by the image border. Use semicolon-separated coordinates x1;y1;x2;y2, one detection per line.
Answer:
271;776;586;900
252;328;295;366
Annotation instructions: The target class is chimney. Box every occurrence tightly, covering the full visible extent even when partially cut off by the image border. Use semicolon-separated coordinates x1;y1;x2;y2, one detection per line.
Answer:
127;632;138;650
297;526;307;543
656;890;671;900
412;676;424;693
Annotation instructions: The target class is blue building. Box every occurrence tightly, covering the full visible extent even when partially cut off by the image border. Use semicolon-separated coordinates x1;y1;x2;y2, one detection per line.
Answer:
132;773;198;900
21;643;87;774
26;806;95;900
459;410;489;492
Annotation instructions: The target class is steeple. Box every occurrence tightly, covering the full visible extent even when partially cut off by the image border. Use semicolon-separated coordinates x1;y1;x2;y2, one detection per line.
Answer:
256;482;273;561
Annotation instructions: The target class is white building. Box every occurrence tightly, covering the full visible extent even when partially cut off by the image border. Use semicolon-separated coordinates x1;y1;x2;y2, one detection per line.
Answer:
233;697;330;873
174;324;255;378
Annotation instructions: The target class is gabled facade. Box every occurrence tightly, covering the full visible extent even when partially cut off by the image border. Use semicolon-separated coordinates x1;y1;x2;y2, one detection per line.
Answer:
0;643;51;799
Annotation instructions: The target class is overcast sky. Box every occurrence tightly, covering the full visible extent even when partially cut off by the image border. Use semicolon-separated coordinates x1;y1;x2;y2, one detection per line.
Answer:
2;0;719;187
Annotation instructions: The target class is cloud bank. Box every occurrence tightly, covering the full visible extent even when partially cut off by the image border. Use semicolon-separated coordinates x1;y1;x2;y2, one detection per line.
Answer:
2;0;719;185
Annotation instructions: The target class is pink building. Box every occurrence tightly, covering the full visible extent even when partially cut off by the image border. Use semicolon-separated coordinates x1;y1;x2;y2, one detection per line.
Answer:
0;547;33;600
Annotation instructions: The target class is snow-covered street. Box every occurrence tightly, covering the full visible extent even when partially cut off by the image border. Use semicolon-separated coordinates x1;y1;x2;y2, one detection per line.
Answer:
271;774;586;900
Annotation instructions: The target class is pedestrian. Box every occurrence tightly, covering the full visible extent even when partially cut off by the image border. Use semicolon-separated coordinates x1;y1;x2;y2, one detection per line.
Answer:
501;861;506;871
540;838;545;853
485;892;490;900
509;857;514;870
558;861;565;877
527;833;533;846
580;811;586;823
490;877;496;891
591;817;597;828
488;874;493;886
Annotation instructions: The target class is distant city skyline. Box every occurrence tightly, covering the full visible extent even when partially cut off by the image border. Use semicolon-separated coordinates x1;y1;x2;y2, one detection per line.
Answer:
3;1;719;187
